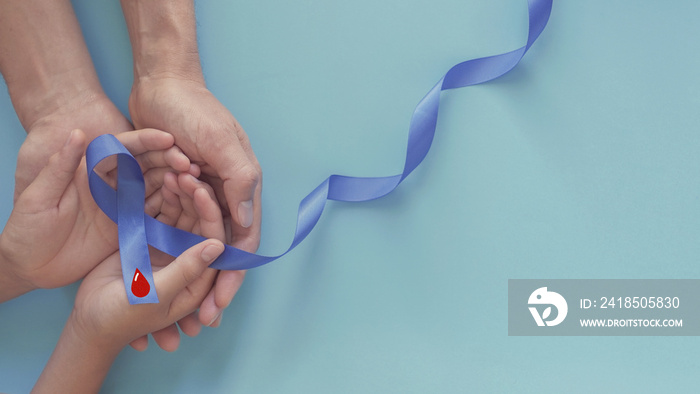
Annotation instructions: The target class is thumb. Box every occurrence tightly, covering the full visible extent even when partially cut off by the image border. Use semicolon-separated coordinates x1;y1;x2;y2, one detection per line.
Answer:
154;239;225;301
17;129;86;211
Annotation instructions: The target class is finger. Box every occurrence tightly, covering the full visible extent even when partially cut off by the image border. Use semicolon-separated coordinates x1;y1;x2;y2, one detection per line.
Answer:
193;187;226;242
153;239;224;302
229;180;262;253
201;138;260;237
151;324;181;352
200;172;261;251
184;178;231;326
101;165;171;195
144;189;164;218
164;174;201;231
226;170;256;230
129;335;149;351
209;311;223;328
143;167;171;198
17;129;86;211
178;173;218;207
115;128;175;156
155;172;183;226
177;174;225;240
136;145;190;174
98;129;179;188
188;163;201;178
198;289;221;327
141;148;191;198
178;312;203;337
198;270;245;326
174;203;198;232
162;172;204;233
214;270;246;312
177;172;212;200
232;127;264;252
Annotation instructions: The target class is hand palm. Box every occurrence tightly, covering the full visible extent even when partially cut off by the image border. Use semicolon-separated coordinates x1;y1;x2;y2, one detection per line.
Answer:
3;161;115;289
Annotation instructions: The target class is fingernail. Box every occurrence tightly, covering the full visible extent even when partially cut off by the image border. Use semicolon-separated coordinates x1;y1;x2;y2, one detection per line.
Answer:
207;311;222;327
64;129;77;146
201;243;224;263
238;200;254;228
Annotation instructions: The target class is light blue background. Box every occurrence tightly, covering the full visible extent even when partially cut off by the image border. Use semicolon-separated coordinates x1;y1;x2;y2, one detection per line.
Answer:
2;0;700;392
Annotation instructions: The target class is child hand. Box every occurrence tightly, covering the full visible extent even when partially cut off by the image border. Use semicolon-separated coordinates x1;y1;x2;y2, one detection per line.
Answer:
69;238;225;353
0;128;192;301
69;172;227;351
33;172;228;393
34;236;225;393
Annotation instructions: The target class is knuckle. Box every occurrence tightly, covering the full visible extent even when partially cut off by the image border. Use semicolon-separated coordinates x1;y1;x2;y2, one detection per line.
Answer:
179;263;198;285
235;126;251;145
233;164;261;189
46;151;62;168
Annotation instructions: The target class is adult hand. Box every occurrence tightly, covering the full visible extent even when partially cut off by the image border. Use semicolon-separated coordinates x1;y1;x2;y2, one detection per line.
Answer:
120;0;257;326
129;76;258;325
129;77;262;251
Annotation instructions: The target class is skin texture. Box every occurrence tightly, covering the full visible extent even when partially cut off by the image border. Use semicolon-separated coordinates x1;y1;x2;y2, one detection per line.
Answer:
120;0;256;326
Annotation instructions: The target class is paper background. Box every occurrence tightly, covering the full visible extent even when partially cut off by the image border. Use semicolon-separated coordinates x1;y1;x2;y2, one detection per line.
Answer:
1;0;699;392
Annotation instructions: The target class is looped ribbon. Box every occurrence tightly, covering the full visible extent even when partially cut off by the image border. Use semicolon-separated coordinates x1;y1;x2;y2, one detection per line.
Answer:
87;0;553;304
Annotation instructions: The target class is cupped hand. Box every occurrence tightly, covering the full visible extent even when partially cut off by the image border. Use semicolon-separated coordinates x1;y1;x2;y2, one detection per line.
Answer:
129;76;259;324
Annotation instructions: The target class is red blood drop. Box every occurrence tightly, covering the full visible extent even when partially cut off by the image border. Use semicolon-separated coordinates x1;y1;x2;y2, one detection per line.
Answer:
131;268;150;298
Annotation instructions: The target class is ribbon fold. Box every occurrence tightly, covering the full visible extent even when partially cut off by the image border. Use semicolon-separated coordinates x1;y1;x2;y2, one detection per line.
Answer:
86;0;553;304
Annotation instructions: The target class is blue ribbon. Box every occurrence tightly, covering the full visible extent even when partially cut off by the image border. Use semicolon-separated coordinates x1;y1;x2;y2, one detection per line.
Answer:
87;0;553;304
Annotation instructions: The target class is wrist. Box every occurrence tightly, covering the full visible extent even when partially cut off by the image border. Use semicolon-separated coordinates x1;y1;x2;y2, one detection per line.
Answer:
128;74;208;129
0;0;106;131
121;0;205;84
33;312;121;393
16;84;108;133
66;308;125;357
0;238;36;302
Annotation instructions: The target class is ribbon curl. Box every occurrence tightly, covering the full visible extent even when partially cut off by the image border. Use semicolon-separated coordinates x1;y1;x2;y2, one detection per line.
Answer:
87;0;553;304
